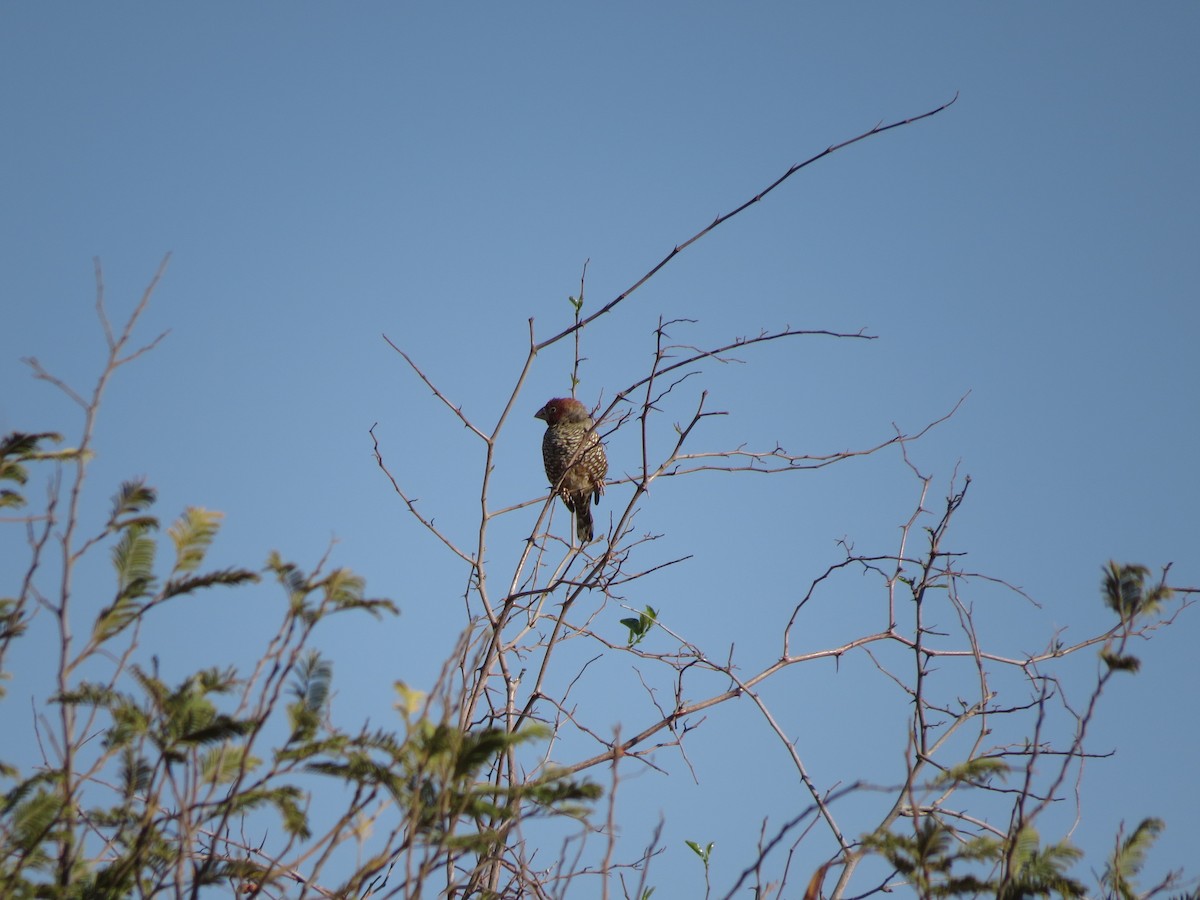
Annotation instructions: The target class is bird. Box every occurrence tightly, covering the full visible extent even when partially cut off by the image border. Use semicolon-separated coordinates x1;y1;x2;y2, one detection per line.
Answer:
534;397;608;543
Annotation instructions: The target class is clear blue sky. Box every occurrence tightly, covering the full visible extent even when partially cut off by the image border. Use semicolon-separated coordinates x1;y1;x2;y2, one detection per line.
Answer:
2;3;1197;893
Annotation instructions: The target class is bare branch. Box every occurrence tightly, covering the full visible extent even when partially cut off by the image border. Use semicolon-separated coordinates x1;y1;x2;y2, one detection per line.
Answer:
535;95;958;351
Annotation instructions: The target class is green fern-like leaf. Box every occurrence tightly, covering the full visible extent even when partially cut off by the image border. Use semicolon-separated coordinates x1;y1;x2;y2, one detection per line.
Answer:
1103;818;1165;900
192;665;239;695
287;651;334;742
268;553;308;599
1101;650;1142;673
934;756;1010;787
323;568;366;605
0;431;63;463
105;697;151;749
219;785;311;840
291;650;333;712
111;478;158;523
2;770;56;817
956;834;1004;863
1000;828;1085;899
200;743;260;785
0;597;29;648
1102;561;1172;622
119;748;153;798
128;664;169;706
0;432;67;508
1007;826;1042;869
55;681;122;709
110;522;158;604
92;595;141;643
167;507;223;574
177;714;255;747
8;787;61;854
161;566;259;600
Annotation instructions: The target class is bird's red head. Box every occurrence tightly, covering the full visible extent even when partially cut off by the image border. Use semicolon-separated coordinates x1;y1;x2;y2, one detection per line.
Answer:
535;397;589;425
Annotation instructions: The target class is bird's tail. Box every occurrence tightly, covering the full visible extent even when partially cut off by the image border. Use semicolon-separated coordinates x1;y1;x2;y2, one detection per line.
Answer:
575;504;594;543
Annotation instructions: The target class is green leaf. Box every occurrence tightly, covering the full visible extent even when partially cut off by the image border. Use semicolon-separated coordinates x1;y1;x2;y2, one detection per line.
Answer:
92;595;142;643
1008;825;1041;868
1101;650;1142;673
110;523;158;603
1000;828;1085;899
177;714;255;747
1103;818;1165;900
934;756;1010;787
8;787;61;854
161;567;259;600
0;431;63;462
167;507;223;574
200;744;260;785
394;681;427;721
1101;561;1171;621
112;477;156;514
622;605;658;647
685;839;714;864
221;786;311;840
291;650;333;712
0;432;69;508
268;552;308;597
0;597;29;646
287;650;333;742
119;749;153;797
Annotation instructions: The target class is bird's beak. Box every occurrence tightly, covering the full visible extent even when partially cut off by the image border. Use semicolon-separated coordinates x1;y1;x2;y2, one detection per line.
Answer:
534;407;547;421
